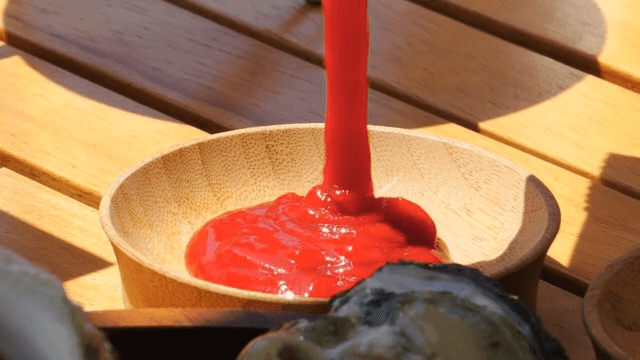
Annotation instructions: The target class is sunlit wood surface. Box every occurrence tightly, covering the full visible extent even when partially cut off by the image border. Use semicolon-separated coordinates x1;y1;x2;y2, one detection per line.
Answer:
2;0;640;357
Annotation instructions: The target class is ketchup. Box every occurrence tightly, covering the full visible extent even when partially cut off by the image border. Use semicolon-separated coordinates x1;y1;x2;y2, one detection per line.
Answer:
185;0;447;298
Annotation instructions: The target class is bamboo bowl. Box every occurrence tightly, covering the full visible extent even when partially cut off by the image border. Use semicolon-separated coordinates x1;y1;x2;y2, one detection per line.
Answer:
584;248;640;360
99;124;560;312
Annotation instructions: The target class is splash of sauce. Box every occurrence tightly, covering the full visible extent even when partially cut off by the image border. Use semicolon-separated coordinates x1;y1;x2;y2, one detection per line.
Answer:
185;0;447;298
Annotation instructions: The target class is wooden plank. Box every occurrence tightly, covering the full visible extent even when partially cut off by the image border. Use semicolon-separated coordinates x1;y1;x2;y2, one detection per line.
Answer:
408;0;640;93
537;281;595;360
151;0;640;201
0;0;431;130
416;122;640;293
89;310;326;359
0;168;124;311
87;309;324;328
85;282;593;360
0;42;208;208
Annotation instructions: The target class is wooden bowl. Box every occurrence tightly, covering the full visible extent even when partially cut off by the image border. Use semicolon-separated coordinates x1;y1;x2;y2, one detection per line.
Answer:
584;248;640;360
99;124;560;312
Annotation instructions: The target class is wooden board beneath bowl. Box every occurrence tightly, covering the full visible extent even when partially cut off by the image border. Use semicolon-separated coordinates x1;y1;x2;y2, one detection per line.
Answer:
86;281;594;360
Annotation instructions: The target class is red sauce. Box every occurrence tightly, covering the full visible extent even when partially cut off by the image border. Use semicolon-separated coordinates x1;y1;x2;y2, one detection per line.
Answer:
185;0;447;298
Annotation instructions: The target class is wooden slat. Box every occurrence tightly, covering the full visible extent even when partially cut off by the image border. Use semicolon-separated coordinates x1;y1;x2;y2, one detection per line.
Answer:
408;0;640;93
87;309;324;328
0;42;207;208
85;282;594;360
1;35;640;289
88;310;326;359
0;168;124;311
537;281;595;360
150;0;640;201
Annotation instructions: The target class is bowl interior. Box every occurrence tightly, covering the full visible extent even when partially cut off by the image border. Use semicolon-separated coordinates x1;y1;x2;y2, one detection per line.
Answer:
104;125;557;298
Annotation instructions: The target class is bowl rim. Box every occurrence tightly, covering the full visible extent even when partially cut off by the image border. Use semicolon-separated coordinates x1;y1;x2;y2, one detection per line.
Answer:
99;123;561;303
583;247;640;360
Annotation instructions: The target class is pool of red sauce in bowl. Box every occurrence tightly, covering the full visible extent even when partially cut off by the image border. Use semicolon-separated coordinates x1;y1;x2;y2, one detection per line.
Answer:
185;185;448;298
184;0;448;299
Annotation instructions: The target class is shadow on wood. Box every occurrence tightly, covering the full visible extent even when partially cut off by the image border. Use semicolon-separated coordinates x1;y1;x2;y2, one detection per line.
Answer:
0;210;114;281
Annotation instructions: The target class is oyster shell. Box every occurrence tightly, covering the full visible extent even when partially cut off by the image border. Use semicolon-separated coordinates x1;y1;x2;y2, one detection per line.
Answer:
0;247;116;360
238;262;567;360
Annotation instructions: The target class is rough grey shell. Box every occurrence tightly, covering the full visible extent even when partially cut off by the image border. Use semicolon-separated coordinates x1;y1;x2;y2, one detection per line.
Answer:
0;247;116;360
238;262;567;360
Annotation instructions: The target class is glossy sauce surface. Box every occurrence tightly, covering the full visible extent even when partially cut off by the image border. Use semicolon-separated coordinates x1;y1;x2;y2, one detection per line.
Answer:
186;185;447;298
185;0;447;298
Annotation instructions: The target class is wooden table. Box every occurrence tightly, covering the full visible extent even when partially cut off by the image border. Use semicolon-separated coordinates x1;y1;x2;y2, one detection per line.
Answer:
2;0;640;358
